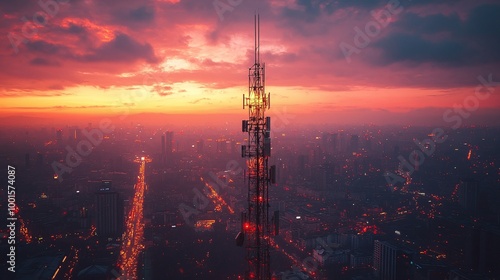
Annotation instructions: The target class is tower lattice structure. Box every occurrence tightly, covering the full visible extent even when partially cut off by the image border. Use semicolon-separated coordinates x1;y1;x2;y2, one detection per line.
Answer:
239;14;275;280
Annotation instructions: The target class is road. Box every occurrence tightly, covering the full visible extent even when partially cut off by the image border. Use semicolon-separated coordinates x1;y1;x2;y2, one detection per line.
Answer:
118;157;147;279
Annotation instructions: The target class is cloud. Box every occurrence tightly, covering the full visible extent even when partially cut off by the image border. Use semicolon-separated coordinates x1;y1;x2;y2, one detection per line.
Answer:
0;90;70;97
372;3;500;66
26;40;70;56
154;85;174;96
373;33;468;66
29;57;61;67
61;23;88;35
129;5;155;22
1;0;500;99
23;32;158;64
80;33;159;63
5;105;118;110
189;97;210;104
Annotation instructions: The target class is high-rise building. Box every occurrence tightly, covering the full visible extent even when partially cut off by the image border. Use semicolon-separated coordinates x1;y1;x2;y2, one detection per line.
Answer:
164;131;174;164
68;126;80;143
464;224;500;276
458;179;480;216
165;131;173;154
373;240;414;280
161;134;165;165
56;129;63;142
94;181;123;238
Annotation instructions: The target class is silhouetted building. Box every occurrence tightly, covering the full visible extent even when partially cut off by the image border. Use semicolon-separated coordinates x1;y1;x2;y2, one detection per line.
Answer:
373;240;414;280
164;131;174;164
411;263;449;280
56;129;63;144
165;131;174;154
161;134;166;165
94;182;123;238
464;224;500;276
332;133;338;152
101;180;112;190
458;179;479;216
449;270;487;280
68;126;80;143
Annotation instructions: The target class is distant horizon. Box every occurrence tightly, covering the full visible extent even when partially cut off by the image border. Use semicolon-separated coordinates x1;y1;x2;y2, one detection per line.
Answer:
1;106;500;128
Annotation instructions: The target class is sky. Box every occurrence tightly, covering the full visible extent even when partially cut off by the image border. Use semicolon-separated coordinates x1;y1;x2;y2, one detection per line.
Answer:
1;0;500;126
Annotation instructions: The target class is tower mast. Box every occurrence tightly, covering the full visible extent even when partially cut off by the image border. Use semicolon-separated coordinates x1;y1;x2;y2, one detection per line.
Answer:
237;14;276;280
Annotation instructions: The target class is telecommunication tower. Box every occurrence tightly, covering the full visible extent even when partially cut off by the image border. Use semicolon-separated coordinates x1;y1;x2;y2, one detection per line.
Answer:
236;15;277;280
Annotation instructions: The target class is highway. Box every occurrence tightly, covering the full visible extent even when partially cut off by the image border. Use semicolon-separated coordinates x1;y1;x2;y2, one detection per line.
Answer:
118;157;147;279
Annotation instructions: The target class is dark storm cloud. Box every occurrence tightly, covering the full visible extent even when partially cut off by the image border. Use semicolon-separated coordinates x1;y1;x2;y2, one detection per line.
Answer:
80;33;158;63
281;0;382;20
26;40;71;56
277;0;392;37
279;0;460;23
397;12;463;35
63;23;87;34
465;4;500;60
129;5;155;22
281;0;323;22
0;0;39;14
373;33;468;66
25;33;158;64
373;3;500;66
109;5;156;29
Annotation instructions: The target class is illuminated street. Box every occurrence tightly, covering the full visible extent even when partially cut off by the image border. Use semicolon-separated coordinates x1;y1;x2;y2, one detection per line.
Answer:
117;157;148;279
200;176;235;214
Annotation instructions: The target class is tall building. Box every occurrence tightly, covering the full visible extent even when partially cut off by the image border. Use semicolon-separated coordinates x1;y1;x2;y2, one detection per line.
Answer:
68;126;80;143
164;131;174;163
161;134;165;165
56;129;63;144
160;131;174;166
165;131;173;153
458;179;480;216
464;224;500;276
373;240;414;280
94;181;123;238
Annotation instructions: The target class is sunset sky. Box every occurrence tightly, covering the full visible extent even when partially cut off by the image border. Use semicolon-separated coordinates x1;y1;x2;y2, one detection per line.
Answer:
1;0;500;126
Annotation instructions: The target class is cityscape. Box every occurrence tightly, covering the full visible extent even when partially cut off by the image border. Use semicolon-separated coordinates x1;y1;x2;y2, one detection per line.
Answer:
1;122;500;279
1;0;500;280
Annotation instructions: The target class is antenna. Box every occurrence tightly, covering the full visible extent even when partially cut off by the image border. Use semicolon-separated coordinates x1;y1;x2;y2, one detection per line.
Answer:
237;14;276;280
